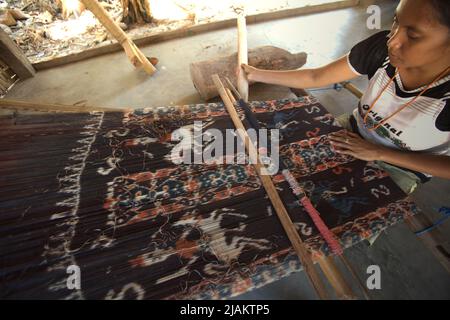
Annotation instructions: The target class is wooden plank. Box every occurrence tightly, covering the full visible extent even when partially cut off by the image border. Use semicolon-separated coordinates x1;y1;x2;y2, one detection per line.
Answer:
0;98;127;113
0;28;35;79
33;0;359;71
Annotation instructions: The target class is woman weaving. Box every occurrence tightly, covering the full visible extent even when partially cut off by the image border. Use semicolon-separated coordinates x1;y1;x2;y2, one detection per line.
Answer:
241;0;450;195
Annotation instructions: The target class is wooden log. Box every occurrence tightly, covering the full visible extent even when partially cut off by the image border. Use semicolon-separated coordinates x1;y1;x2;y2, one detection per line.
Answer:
0;29;35;79
191;46;307;100
213;74;329;300
80;0;156;75
237;15;249;102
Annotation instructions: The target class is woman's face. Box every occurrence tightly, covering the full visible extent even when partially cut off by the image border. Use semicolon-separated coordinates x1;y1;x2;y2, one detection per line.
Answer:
387;0;450;70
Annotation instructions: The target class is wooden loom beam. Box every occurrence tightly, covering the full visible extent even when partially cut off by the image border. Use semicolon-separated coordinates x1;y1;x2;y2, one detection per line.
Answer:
80;0;156;75
0;98;126;113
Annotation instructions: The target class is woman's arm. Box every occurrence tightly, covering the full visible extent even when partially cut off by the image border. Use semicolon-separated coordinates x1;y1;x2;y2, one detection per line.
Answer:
379;148;450;179
329;131;450;179
241;54;360;89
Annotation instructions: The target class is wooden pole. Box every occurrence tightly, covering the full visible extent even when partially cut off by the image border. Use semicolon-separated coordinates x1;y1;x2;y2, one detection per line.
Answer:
0;98;126;113
80;0;156;75
213;74;329;299
237;15;249;102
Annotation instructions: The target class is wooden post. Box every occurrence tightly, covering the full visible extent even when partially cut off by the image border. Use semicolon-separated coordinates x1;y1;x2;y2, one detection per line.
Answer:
213;74;329;300
0;28;35;79
80;0;156;75
237;15;249;102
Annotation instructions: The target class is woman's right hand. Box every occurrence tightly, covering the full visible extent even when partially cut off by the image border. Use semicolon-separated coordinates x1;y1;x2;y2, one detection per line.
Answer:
240;63;259;83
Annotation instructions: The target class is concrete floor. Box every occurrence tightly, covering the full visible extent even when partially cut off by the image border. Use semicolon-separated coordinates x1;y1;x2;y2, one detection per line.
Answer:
5;0;450;299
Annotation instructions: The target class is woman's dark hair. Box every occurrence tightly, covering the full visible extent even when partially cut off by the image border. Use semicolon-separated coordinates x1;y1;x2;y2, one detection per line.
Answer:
430;0;450;29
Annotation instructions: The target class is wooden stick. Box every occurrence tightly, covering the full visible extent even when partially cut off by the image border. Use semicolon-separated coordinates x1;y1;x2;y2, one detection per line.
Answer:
317;256;355;299
341;82;363;99
0;98;127;113
339;255;371;299
225;88;237;105
237;15;249;102
213;74;329;299
80;0;156;75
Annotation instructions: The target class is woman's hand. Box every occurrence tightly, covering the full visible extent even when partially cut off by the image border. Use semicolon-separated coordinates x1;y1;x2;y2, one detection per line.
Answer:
240;63;259;83
329;130;385;161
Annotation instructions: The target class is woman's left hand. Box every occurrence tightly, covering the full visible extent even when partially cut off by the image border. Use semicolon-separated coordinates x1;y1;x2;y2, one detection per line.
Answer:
329;130;385;161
